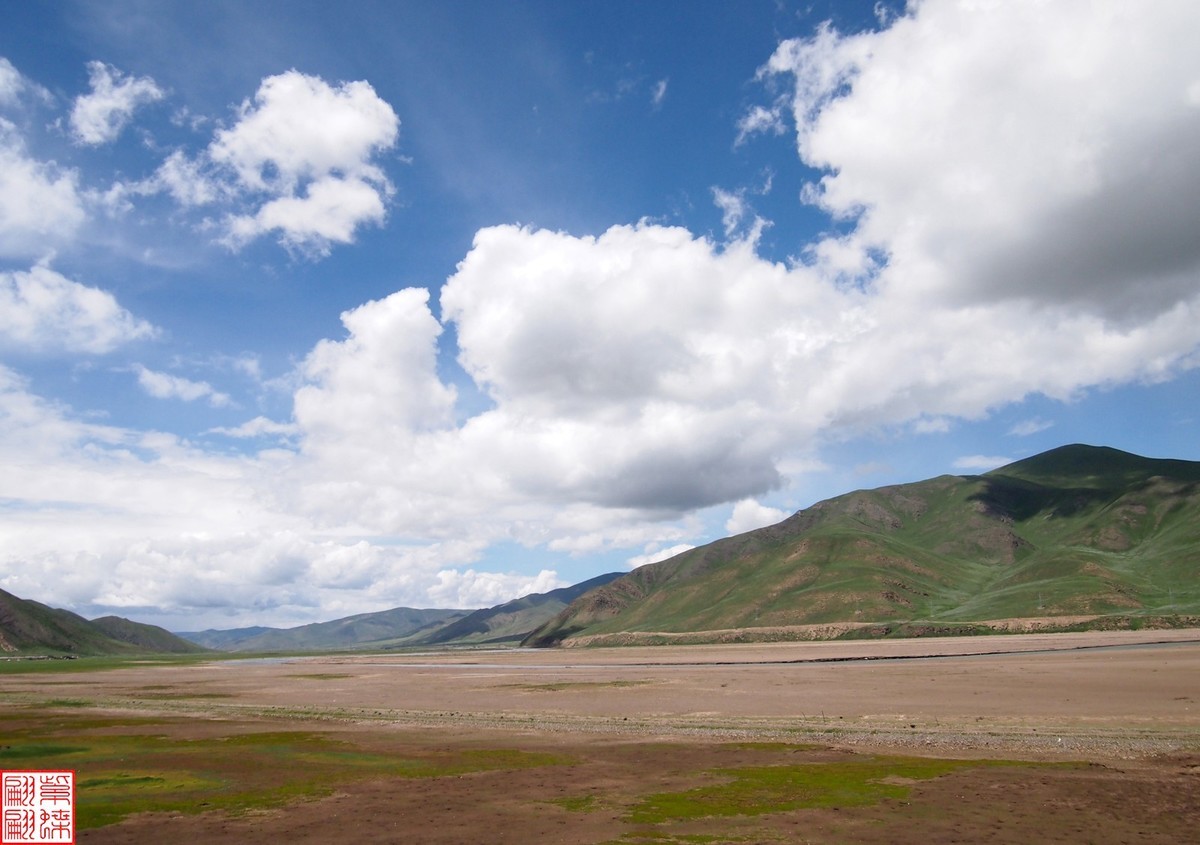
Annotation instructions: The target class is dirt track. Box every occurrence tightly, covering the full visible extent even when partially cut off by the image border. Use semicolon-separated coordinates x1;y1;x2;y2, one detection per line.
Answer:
5;629;1200;843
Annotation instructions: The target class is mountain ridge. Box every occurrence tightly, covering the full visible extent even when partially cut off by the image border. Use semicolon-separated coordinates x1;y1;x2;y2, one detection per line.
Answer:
0;588;207;656
176;572;626;652
524;444;1200;646
8;445;1197;655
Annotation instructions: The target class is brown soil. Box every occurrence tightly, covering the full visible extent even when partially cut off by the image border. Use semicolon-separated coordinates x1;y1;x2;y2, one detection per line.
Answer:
5;629;1198;843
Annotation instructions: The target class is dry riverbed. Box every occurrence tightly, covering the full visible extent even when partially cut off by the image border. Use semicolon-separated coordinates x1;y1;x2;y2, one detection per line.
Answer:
3;629;1198;843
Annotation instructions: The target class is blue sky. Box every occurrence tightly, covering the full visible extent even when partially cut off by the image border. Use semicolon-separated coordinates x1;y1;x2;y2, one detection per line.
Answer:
2;1;1199;630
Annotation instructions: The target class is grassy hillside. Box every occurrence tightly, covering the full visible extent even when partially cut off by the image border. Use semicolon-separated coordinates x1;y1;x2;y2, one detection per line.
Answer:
178;575;625;652
178;607;467;652
0;589;208;656
417;572;623;645
89;616;209;654
525;445;1200;646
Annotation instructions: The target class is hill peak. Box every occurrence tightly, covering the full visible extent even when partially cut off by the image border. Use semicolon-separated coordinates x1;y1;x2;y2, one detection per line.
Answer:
989;444;1200;488
526;443;1200;646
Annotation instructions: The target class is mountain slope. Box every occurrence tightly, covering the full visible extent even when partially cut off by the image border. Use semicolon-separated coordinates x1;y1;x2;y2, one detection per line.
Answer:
179;575;626;652
525;445;1200;646
417;572;623;645
175;626;277;650
0;588;207;655
89;616;209;654
178;607;467;653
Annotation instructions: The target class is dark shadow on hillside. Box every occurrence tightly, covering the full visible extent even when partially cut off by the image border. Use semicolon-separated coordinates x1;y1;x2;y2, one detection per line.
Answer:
967;476;1133;523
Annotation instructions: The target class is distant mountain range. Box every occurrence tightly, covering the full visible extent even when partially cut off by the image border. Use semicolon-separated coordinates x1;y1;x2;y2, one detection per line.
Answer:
0;588;206;656
414;572;622;646
177;572;622;652
1;572;624;657
6;445;1197;656
525;444;1200;646
178;608;467;652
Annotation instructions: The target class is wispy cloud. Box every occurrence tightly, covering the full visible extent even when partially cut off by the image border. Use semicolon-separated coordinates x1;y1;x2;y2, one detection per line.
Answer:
133;364;231;407
1008;417;1054;437
651;77;668;109
207;416;297;439
952;455;1012;471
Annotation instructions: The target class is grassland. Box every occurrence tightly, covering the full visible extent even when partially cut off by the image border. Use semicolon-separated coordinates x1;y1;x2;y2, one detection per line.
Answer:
0;707;568;830
1;632;1197;842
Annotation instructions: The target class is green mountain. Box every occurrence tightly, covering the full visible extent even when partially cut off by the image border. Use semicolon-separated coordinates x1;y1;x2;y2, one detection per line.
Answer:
0;589;208;656
417;572;623;645
525;445;1200;646
173;625;277;650
179;574;625;652
89;616;211;654
178;607;467;652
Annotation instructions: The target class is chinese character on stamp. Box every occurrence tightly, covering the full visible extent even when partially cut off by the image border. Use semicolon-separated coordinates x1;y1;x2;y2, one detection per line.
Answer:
1;771;74;845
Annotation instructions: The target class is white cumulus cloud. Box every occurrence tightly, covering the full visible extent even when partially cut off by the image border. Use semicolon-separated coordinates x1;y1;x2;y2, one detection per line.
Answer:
758;0;1200;319
118;70;401;257
70;61;164;145
209;70;399;254
0;368;519;629
0;263;157;354
6;3;1200;629
427;568;565;608
626;543;695;570
726;499;789;535
0;122;86;257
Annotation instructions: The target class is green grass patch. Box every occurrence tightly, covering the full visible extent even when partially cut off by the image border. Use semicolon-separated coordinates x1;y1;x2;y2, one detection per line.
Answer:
503;680;652;692
0;714;573;830
553;794;600;812
134;692;233;700
0;744;89;760
284;673;354;680
4;709;174;735
725;741;819;753
626;755;1012;824
614;834;748;844
0;654;216;675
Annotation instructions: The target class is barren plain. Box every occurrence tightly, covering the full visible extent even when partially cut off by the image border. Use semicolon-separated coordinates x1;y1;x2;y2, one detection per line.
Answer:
3;629;1199;843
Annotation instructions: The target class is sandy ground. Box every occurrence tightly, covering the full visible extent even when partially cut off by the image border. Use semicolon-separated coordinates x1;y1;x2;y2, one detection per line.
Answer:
5;629;1200;843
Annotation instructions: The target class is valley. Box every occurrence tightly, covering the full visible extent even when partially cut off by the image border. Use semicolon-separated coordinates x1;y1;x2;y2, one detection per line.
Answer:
3;630;1198;843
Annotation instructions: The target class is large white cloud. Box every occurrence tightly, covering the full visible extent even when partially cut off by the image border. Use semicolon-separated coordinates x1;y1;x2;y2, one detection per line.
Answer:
69;61;164;145
756;0;1200;319
0;366;517;628
0;263;157;354
294;287;456;442
0;121;86;258
7;2;1200;629
281;184;1200;546
439;224;818;509
440;222;1200;497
